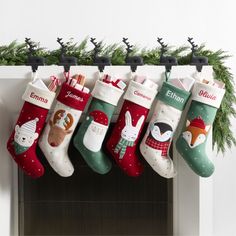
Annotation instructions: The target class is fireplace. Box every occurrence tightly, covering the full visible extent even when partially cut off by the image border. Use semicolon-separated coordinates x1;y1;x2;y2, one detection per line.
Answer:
18;124;173;235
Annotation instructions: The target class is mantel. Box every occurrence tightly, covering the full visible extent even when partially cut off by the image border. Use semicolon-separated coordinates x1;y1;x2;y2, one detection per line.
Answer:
0;65;214;236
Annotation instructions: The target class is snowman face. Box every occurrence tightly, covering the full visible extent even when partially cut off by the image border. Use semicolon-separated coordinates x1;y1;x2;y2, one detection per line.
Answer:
14;125;39;147
150;124;173;142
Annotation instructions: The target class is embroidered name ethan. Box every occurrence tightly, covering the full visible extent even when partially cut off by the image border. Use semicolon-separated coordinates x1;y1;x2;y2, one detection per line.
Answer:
66;91;84;102
166;90;184;103
30;92;48;103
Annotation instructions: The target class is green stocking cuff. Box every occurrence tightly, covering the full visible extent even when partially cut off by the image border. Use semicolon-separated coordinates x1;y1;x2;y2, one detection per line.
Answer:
157;82;191;111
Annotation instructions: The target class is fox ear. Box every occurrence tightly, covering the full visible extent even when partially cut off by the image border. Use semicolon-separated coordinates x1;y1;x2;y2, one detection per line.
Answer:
205;125;211;132
186;120;190;127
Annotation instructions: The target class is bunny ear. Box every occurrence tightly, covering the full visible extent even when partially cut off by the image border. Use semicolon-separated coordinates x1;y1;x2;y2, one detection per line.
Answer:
125;111;132;126
136;115;145;129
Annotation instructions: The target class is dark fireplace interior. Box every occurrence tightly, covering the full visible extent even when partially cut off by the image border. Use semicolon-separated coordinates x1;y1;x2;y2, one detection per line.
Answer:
18;124;173;236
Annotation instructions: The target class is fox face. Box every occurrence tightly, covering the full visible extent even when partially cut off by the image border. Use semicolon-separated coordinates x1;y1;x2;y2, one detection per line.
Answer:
182;117;210;148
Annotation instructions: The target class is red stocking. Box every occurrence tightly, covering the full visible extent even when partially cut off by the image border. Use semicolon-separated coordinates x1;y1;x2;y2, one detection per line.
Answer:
7;81;55;178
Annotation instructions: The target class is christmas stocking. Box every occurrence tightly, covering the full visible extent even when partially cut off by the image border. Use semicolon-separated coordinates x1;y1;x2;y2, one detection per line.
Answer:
73;78;125;174
7;80;55;178
39;82;90;177
106;79;158;177
176;81;225;177
140;80;192;178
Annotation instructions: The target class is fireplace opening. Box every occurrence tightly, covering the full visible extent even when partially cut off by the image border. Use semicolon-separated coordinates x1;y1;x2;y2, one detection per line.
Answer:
18;124;173;236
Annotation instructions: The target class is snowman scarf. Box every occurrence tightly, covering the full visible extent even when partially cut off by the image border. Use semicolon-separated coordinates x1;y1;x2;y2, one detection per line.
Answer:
114;137;134;159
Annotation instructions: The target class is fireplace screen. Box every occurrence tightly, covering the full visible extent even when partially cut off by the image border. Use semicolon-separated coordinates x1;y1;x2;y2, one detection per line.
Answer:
18;124;173;236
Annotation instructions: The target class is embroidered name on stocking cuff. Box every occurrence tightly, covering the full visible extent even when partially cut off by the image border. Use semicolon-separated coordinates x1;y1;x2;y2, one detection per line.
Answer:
123;80;158;109
57;83;91;110
192;82;225;108
157;82;191;111
22;83;56;110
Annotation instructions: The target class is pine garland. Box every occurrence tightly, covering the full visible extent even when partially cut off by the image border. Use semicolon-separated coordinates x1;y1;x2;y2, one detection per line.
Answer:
0;39;235;153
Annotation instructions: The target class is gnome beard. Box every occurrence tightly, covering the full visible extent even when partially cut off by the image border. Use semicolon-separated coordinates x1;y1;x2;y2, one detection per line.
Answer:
83;110;108;152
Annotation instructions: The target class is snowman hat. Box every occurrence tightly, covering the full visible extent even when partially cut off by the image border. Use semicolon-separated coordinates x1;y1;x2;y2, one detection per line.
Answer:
20;118;39;135
89;111;108;126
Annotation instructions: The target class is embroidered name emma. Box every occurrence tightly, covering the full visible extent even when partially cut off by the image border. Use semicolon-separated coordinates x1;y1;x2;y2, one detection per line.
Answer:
30;92;48;103
199;90;216;100
134;91;151;100
166;90;184;103
66;91;84;102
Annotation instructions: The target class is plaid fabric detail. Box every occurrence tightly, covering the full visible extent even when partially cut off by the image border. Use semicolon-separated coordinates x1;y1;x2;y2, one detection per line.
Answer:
145;136;170;156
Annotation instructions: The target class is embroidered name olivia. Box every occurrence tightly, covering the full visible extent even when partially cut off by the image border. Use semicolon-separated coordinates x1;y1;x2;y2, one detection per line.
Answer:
134;90;151;100
199;90;216;100
30;92;48;103
65;91;84;102
166;90;184;103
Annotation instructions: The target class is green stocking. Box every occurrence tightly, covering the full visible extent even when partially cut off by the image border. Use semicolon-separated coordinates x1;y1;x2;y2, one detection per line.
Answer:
73;80;124;174
176;81;225;177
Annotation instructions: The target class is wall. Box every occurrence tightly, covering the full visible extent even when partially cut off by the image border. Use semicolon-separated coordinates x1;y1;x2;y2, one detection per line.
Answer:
0;0;236;235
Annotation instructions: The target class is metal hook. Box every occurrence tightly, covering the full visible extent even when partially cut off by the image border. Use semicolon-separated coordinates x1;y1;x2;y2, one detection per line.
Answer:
57;37;77;72
157;37;178;72
25;38;45;72
122;37;143;72
187;37;208;72
90;37;111;72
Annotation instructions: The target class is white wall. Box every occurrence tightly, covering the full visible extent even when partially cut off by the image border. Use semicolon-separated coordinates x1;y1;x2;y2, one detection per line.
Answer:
0;0;236;235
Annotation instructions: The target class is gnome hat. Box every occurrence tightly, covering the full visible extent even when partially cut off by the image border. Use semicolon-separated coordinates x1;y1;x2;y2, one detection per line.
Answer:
190;116;205;129
89;110;108;126
20;118;39;135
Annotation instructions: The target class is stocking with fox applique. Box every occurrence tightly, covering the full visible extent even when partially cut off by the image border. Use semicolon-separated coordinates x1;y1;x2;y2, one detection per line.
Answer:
176;81;225;177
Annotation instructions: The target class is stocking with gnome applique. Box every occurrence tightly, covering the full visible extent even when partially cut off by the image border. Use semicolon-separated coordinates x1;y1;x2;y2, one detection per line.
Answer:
7;80;55;178
39;81;90;177
140;78;193;178
106;77;158;177
176;80;225;177
73;76;125;174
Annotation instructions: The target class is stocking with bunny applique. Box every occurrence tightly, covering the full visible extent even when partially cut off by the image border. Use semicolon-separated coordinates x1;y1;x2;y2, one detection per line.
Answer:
106;78;158;177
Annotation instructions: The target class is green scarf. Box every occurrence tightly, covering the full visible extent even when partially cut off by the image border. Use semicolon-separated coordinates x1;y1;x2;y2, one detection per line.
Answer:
114;137;134;159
